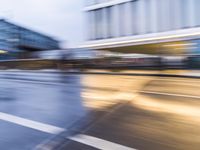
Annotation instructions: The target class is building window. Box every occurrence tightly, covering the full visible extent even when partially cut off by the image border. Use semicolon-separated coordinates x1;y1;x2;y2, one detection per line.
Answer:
169;0;178;30
131;0;139;35
194;0;200;27
144;0;152;33
87;11;95;40
157;0;170;32
95;9;104;39
106;6;113;38
180;0;190;28
119;3;126;36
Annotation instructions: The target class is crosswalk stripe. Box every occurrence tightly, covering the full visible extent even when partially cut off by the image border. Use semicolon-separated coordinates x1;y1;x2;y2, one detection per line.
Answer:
0;112;137;150
69;134;137;150
0;112;65;134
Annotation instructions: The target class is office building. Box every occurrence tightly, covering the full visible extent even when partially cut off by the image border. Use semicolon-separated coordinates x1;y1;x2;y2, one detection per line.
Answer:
0;19;60;56
84;0;200;55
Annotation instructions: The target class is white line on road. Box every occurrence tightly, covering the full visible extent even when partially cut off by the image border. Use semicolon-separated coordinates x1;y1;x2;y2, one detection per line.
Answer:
151;78;200;87
141;91;200;99
0;112;137;150
0;112;65;134
69;134;137;150
0;78;65;86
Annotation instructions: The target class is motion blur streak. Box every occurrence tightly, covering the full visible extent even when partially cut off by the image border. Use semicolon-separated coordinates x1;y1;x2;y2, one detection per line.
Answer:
78;74;200;150
81;75;152;110
132;94;200;119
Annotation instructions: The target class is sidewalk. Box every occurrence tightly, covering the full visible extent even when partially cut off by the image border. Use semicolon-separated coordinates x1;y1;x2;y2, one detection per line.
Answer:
1;69;200;79
81;69;200;78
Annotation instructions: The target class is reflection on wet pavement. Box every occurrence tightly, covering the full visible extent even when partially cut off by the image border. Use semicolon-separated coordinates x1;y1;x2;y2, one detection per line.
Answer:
81;75;153;110
0;71;200;150
66;74;200;150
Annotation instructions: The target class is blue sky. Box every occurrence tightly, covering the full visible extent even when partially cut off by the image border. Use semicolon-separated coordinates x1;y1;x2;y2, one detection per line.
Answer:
0;0;84;48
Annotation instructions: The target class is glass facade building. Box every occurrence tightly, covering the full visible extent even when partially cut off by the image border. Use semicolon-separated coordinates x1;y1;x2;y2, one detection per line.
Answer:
85;0;200;40
0;19;60;53
84;0;200;49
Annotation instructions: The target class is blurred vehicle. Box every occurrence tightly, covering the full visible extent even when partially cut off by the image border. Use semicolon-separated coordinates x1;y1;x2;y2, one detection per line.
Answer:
187;54;200;69
98;54;161;69
161;56;187;69
28;49;191;70
31;50;65;60
31;48;98;60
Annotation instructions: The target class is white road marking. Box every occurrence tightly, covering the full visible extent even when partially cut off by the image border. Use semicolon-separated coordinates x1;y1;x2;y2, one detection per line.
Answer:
0;112;65;134
141;91;200;99
0;112;137;150
151;78;200;87
0;78;65;86
69;134;137;150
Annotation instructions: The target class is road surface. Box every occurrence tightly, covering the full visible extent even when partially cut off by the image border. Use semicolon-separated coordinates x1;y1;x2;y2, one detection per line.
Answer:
0;71;200;150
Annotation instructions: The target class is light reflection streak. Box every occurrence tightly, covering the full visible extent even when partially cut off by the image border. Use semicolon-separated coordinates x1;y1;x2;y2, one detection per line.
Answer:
132;95;200;121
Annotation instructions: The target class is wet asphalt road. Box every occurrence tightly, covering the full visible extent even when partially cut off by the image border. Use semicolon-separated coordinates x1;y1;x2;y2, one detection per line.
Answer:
0;71;86;150
0;71;200;150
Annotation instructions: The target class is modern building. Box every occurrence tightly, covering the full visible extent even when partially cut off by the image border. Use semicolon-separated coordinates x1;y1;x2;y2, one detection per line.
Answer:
83;0;200;55
0;19;60;58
